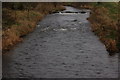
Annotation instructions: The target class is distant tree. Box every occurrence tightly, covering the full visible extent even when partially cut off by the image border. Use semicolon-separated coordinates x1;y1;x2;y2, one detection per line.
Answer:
13;3;20;19
22;2;32;20
97;2;102;5
53;2;57;7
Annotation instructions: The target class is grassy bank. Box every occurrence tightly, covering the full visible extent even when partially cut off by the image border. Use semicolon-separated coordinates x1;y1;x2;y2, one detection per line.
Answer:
88;2;119;55
2;2;65;52
66;2;119;55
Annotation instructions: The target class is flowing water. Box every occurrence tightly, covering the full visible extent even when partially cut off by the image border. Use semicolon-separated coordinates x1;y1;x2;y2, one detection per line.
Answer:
3;6;118;78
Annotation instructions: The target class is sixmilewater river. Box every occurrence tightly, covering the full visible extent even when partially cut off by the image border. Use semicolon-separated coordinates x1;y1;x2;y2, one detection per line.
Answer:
3;6;118;78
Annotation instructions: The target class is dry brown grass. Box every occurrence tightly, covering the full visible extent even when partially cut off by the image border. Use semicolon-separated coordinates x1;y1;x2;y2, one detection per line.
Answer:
70;3;93;9
89;6;119;54
2;9;43;51
2;4;65;52
35;3;65;14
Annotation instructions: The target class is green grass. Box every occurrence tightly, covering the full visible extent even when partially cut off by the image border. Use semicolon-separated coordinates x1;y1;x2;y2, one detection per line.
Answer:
91;2;118;20
105;30;117;40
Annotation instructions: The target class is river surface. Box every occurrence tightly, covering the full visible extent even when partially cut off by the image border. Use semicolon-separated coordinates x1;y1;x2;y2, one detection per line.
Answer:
3;6;118;78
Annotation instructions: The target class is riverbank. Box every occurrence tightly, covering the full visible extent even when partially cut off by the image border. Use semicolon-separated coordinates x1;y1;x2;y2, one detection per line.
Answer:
71;2;119;55
88;3;119;55
2;3;65;52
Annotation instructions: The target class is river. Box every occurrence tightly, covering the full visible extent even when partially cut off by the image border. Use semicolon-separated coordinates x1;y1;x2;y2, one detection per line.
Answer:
3;6;118;78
